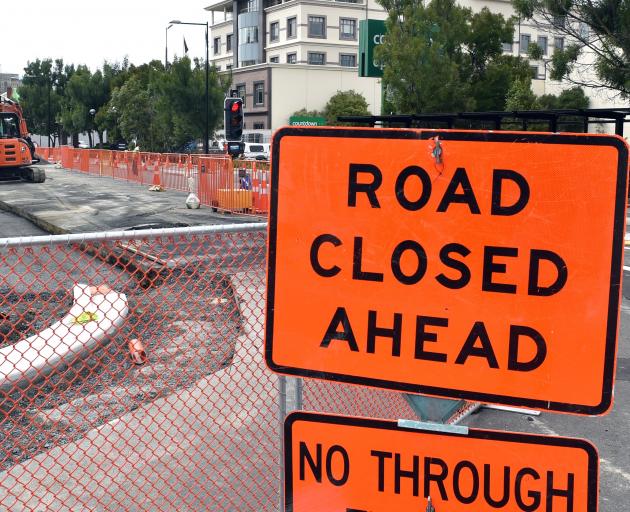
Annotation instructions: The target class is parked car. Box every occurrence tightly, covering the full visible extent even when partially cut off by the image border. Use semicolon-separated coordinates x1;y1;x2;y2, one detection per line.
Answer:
78;141;89;149
243;143;269;161
109;141;127;151
179;140;204;154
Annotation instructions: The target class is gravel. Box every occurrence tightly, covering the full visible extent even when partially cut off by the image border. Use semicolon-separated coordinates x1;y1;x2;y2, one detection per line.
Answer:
0;245;245;471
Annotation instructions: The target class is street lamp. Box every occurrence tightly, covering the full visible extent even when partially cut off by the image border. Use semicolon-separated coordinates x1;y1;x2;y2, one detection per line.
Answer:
165;23;174;68
89;108;96;148
169;19;210;155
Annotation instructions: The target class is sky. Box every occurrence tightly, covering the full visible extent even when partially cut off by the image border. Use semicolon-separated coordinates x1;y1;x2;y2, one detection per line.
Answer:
0;0;214;76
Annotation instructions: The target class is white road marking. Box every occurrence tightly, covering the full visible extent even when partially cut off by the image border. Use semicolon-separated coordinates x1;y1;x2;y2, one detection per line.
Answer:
531;417;559;436
600;458;630;484
531;419;630;483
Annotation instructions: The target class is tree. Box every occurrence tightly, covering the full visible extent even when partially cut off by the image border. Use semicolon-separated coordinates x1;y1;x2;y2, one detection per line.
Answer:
108;76;155;150
322;90;371;125
18;59;70;145
505;80;590;130
291;108;324;118
59;66;110;147
376;0;530;113
153;56;227;151
512;0;630;98
505;78;539;110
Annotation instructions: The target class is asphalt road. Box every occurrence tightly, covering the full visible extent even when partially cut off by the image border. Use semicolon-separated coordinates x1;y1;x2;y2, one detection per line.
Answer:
462;221;630;512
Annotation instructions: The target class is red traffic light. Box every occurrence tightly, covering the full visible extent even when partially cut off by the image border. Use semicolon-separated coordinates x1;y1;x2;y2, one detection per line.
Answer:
231;102;241;112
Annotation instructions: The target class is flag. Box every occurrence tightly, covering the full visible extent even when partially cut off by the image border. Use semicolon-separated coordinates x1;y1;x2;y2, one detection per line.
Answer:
183;37;189;54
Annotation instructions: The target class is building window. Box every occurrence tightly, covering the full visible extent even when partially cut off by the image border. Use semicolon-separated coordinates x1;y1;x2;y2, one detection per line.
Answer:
520;34;530;53
552;15;566;28
308;52;326;65
339;18;356;40
530;65;539;79
340;53;356;67
287;17;297;39
270;56;279;63
287;52;297;64
254;82;264;105
214;37;221;55
227;34;233;52
270;22;279;42
239;0;260;13
253;122;265;130
227;64;233;70
239;26;259;44
554;37;564;51
308;16;326;38
236;84;246;107
537;35;548;55
502;41;513;53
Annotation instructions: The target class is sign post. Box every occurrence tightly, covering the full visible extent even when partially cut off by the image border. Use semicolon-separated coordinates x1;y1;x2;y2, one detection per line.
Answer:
285;412;599;512
266;127;628;415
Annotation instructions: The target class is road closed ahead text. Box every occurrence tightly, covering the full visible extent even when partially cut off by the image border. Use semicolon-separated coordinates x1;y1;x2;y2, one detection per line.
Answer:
267;129;627;413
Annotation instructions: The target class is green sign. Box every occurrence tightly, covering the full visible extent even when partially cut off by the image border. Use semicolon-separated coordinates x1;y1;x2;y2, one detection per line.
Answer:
359;19;387;78
289;116;326;126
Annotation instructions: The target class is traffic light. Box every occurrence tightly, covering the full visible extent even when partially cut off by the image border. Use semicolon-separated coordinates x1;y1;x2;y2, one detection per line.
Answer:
224;97;243;141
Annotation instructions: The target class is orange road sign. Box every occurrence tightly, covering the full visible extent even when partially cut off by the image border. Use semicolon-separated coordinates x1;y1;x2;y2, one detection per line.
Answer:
285;412;598;512
266;128;629;415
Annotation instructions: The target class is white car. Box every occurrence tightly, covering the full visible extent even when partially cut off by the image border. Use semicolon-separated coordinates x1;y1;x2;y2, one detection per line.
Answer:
78;141;90;149
243;143;269;161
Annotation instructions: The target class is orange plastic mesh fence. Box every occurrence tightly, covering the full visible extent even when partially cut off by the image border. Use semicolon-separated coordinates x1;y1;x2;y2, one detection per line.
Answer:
54;149;272;216
36;147;63;163
0;225;414;511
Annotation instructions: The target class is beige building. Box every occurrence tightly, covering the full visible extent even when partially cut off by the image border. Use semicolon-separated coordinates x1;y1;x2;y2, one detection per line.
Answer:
204;0;619;134
463;0;618;112
205;0;386;133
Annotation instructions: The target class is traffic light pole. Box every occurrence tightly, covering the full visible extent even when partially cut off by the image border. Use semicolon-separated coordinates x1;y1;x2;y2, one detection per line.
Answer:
205;22;209;155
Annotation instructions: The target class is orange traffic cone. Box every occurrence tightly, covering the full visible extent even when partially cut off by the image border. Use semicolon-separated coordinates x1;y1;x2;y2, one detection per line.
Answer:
129;338;147;365
149;166;163;191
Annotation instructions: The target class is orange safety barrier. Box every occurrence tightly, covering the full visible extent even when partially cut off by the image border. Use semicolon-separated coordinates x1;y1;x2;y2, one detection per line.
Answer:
36;146;63;164
0;225;414;510
54;149;272;215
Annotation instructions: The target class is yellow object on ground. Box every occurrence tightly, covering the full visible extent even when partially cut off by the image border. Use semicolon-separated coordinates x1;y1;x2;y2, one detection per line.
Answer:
73;312;99;325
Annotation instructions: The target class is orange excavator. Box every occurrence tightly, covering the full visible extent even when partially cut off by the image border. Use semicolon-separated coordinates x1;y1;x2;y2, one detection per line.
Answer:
0;95;45;182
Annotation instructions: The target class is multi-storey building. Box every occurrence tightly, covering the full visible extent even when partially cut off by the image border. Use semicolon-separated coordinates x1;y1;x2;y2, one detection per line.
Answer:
204;0;387;133
204;0;617;134
0;74;22;97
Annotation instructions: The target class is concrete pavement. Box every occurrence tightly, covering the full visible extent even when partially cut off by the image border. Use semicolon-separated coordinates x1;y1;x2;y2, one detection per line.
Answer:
0;165;255;235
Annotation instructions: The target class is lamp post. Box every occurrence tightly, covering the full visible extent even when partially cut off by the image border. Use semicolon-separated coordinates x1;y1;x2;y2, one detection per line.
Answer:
47;76;51;148
89;108;96;148
169;19;210;154
165;24;174;68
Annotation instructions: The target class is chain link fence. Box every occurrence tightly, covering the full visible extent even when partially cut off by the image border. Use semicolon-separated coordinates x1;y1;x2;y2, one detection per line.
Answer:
0;224;417;511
